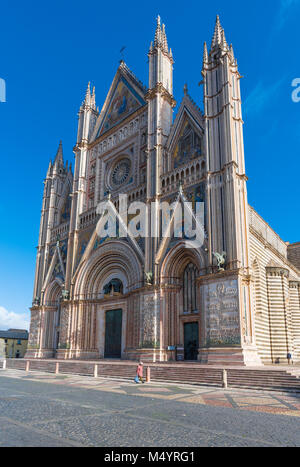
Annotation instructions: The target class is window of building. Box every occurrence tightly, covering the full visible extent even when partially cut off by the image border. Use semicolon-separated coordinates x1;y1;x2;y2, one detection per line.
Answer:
183;263;198;313
103;279;123;296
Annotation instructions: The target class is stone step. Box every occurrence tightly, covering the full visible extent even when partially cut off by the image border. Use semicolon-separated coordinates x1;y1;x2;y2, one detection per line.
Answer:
4;359;300;392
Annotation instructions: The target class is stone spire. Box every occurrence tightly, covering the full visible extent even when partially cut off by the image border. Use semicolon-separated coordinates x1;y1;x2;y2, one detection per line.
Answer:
229;43;235;62
221;28;228;51
85;81;90;100
154;15;162;48
45;158;52;175
81;81;91;108
152;15;171;55
91;85;96;109
79;81;97;113
148;15;174;92
208;15;231;58
211;15;222;50
203;42;208;65
53;140;63;168
162;23;168;52
146;15;175;275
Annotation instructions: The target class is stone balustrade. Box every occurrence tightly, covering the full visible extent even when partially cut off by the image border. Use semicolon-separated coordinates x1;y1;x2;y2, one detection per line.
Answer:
161;158;206;195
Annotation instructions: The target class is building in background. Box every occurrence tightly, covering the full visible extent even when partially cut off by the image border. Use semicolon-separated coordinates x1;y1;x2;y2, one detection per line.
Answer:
26;16;300;366
0;329;29;358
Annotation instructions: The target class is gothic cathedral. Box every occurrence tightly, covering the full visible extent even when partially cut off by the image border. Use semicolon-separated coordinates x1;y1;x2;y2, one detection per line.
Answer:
26;16;300;366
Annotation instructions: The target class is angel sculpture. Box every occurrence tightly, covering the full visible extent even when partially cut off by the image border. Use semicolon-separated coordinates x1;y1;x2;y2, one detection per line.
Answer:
61;289;70;300
33;297;40;306
213;251;227;272
145;271;153;285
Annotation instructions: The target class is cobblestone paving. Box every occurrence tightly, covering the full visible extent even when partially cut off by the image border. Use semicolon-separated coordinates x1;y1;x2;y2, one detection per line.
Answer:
1;369;300;447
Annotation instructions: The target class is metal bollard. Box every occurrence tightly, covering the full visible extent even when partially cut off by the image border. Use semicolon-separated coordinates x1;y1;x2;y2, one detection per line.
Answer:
25;360;30;372
94;364;98;378
146;366;151;383
3;359;6;369
55;362;59;375
222;369;228;389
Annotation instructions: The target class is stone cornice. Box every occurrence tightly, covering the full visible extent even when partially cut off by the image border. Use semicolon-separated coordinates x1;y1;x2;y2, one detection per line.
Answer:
266;266;289;278
68;285;151;305
148;47;174;63
145;83;176;107
289;281;300;288
249;225;300;277
204;101;231;119
196;269;240;283
207;161;246;178
160;283;181;291
204;85;230;99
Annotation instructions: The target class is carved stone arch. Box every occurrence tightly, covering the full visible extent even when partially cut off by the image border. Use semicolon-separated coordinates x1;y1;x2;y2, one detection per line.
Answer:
160;242;206;283
43;278;63;306
166;98;204;172
73;240;143;300
42;278;63;353
56;176;72;226
159;242;205;359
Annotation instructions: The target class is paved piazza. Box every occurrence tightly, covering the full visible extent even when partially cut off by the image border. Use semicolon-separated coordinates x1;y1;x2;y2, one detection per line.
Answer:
1;369;300;447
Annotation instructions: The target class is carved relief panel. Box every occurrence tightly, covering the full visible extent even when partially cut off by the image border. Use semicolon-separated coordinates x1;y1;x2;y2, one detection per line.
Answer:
204;279;241;347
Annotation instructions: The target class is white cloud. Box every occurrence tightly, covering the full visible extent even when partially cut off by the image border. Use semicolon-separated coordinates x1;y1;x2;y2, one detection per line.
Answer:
243;78;285;118
276;0;300;30
0;306;30;331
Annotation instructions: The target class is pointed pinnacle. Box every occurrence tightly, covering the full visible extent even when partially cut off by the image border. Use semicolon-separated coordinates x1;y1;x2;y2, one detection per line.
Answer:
91;86;96;109
162;23;168;52
203;42;208;64
211;14;222;49
84;81;91;106
54;140;63;166
221;28;228;50
154;15;163;47
46;160;52;177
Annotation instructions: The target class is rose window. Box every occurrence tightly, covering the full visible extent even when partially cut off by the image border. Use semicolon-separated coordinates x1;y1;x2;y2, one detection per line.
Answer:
111;159;131;187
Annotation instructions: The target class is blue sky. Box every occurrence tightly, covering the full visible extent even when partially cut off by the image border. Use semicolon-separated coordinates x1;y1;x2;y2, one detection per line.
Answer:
0;0;299;329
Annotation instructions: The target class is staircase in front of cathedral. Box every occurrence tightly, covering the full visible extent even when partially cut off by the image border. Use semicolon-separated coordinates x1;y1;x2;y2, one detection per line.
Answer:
4;359;300;392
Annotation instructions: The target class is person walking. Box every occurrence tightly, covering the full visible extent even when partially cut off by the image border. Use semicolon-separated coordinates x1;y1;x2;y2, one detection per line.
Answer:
136;362;144;383
287;351;293;365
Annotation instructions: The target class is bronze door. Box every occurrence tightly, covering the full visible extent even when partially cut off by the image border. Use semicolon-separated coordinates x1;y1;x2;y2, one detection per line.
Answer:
184;322;199;361
104;309;122;358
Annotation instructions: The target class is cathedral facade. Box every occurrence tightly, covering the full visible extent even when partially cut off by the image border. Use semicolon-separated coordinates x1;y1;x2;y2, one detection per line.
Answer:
26;16;300;366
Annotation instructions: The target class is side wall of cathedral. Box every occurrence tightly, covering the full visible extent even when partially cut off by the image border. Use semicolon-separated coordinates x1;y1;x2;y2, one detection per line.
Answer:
249;207;300;364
